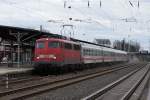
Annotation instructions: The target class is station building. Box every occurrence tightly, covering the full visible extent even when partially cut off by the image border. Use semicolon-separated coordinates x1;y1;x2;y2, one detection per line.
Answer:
0;38;33;65
0;25;61;67
94;39;111;47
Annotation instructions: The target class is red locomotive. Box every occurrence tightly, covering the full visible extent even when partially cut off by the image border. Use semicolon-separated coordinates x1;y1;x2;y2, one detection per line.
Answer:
34;38;127;70
34;38;82;67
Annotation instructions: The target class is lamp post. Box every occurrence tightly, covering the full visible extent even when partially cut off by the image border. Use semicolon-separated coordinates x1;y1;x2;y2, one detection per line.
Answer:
10;31;27;68
10;32;21;68
17;32;20;68
128;35;130;52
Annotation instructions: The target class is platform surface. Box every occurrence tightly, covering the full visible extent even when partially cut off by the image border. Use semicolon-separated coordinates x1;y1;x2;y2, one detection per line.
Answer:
0;65;33;75
147;78;150;100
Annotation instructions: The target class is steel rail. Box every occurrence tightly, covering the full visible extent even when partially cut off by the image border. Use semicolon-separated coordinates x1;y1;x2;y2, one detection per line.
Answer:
81;64;148;100
0;63;128;86
0;63;131;86
0;63;142;100
120;64;150;100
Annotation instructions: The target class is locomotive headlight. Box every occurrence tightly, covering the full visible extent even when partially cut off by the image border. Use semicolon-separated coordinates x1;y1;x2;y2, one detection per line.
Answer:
37;54;56;59
49;54;56;59
53;57;56;59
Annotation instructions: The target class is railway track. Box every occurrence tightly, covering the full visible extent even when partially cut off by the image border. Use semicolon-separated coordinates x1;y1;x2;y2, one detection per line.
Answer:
0;63;134;87
0;63;145;100
0;75;51;86
82;63;150;100
0;63;128;89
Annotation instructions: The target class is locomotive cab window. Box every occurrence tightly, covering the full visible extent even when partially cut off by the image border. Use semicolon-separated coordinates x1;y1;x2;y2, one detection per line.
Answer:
48;41;60;48
64;43;72;49
36;42;45;48
74;44;81;50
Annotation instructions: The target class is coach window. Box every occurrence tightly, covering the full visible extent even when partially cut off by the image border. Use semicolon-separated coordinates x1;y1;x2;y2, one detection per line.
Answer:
108;51;110;56
97;50;99;56
94;50;96;56
64;43;72;49
89;49;91;56
108;51;111;56
91;49;94;56
36;42;45;48
93;50;95;56
48;41;60;48
85;49;88;55
102;51;105;56
95;50;97;56
104;51;108;56
83;49;85;55
86;49;88;55
87;49;89;56
110;52;112;56
96;50;98;56
97;50;100;56
112;52;114;56
89;49;92;56
114;53;116;57
83;49;86;55
98;50;100;56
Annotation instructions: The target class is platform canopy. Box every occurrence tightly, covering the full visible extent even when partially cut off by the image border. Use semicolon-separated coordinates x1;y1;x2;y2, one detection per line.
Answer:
0;25;62;43
0;25;111;48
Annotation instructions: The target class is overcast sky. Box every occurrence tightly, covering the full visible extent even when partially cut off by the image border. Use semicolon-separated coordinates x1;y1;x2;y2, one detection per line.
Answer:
0;0;150;50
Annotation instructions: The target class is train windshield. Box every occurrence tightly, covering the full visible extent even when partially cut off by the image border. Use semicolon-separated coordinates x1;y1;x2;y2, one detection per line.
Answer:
48;41;60;48
36;41;45;48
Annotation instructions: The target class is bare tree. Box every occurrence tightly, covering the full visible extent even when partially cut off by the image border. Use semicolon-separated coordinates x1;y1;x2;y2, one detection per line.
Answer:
113;39;140;52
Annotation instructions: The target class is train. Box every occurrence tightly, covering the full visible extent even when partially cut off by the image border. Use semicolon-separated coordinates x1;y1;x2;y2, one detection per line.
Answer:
34;38;128;71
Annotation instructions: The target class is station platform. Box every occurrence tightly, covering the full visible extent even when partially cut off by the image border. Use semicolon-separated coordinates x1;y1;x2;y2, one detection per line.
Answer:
0;64;33;75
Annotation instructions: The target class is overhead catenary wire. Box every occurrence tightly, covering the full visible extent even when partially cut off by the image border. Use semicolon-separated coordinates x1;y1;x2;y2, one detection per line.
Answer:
129;0;140;8
138;0;140;8
129;1;134;7
64;1;67;8
66;0;114;27
100;0;102;8
88;0;90;8
118;0;137;23
2;0;142;34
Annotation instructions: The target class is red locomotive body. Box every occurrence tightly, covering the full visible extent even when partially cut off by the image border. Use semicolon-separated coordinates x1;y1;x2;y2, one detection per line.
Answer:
34;38;82;67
